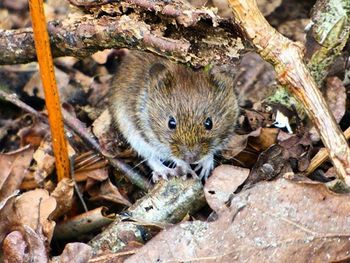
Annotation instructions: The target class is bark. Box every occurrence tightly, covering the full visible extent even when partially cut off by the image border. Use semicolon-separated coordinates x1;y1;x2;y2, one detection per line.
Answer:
0;0;242;66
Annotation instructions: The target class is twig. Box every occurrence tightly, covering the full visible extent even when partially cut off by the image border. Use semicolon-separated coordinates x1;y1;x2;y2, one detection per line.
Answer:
70;156;88;212
306;127;350;175
227;0;350;186
29;0;70;181
0;89;151;191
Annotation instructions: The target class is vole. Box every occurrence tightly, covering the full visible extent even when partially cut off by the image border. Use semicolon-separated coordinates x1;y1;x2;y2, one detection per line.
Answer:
109;50;239;182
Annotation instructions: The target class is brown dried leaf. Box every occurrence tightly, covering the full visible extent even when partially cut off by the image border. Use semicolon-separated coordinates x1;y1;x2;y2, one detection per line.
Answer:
249;127;279;152
2;231;28;263
127;177;350;262
245;144;292;188
92;109;118;153
56;243;92;263
14;189;57;242
23;226;48;263
204;165;249;213
18;119;49;148
309;76;346;142
279;133;312;172
23;67;69;101
245;110;274;130
0;146;34;201
325;76;346;123
221;128;261;159
32;139;56;184
88;178;131;207
50;178;75;220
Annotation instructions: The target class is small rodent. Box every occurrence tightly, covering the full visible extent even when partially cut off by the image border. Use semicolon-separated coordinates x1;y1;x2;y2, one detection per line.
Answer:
109;50;239;182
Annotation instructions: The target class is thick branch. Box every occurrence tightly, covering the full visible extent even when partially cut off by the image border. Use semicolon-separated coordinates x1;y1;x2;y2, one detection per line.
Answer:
228;0;350;185
0;1;242;66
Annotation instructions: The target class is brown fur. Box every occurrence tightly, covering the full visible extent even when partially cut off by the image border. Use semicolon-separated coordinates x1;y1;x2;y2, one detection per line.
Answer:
109;50;238;166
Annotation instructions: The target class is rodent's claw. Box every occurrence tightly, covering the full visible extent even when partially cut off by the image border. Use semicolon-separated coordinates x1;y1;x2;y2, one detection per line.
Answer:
151;166;178;182
195;154;215;181
175;162;198;180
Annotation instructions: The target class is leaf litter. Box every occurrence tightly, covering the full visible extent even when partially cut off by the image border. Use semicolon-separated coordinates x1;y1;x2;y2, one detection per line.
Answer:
1;0;350;261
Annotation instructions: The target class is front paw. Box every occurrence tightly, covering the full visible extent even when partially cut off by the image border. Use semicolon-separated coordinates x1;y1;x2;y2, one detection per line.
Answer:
175;163;198;180
194;155;214;181
151;167;178;182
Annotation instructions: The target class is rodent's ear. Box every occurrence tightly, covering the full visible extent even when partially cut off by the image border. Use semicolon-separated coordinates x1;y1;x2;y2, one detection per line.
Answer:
149;62;167;77
148;62;172;88
209;70;236;92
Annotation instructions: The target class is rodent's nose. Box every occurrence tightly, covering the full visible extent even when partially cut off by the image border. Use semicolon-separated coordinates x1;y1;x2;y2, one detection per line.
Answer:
183;151;200;164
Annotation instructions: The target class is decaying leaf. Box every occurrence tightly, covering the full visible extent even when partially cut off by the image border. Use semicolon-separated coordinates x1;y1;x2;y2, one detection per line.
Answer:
13;189;57;242
245;144;292;188
52;242;93;263
50;178;75;220
0;189;56;261
0;145;34;201
222;128;261;159
204;165;249;213
2;231;28;263
88;178;132;207
126;176;350;262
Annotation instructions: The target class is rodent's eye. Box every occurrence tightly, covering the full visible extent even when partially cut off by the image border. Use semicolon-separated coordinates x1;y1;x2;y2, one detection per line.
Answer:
168;116;177;130
204;117;213;130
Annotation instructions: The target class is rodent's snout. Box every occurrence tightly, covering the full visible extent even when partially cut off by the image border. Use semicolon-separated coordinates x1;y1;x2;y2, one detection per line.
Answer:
183;151;199;164
173;144;207;164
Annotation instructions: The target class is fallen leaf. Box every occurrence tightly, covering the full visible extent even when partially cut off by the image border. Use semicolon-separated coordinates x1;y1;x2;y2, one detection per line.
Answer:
18;118;49;148
88;179;132;207
2;231;28;263
126;177;350;262
32;139;56;184
23;67;69;101
245;144;292;188
23;226;48;263
325;76;346;123
249;127;279;152
50;178;75;220
56;243;92;263
222;128;261;159
0;145;34;201
204;165;250;213
14;189;57;242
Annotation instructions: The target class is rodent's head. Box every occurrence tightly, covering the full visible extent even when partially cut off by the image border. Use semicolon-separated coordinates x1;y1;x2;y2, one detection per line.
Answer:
141;61;239;163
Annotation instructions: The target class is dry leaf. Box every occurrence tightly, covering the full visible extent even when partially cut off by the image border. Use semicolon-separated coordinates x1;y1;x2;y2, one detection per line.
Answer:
50;178;75;220
204;165;249;213
222;128;261;158
325;76;346;123
23;67;69;101
2;231;28;263
32;139;56;184
88;179;132;207
0;145;34;201
22;226;49;263
249;127;279;152
18;118;49;148
127;177;350;262
56;243;92;263
14;189;57;242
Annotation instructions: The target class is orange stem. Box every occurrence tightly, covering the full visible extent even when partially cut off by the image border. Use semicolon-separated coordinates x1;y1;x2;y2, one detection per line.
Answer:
28;0;70;180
